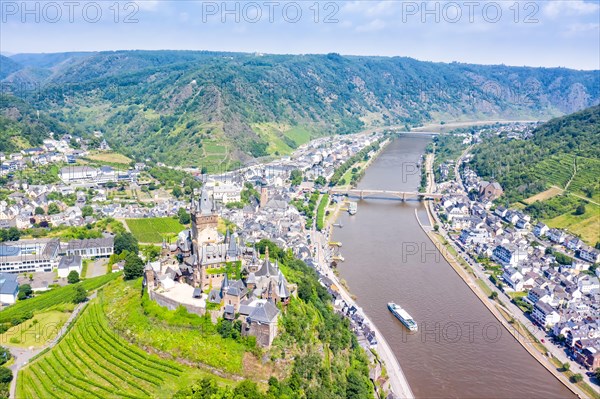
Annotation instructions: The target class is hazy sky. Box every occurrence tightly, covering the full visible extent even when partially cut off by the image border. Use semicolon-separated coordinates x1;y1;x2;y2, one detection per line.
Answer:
1;0;599;69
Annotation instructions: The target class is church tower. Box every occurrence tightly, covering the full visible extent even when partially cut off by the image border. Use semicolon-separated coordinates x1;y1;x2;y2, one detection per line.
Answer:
191;189;218;244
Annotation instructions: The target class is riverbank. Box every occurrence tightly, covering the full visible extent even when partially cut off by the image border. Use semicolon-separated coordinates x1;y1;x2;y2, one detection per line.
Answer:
421;153;595;398
319;137;414;399
313;225;415;399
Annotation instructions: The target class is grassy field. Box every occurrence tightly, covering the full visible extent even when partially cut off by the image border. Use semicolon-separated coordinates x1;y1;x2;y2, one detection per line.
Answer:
544;202;600;245
524;187;563;204
0;308;72;348
125;217;186;243
16;300;228;399
283;126;312;146
252;123;314;156
86;151;132;165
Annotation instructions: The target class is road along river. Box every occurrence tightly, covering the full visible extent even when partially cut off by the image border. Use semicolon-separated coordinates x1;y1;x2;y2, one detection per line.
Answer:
332;136;575;399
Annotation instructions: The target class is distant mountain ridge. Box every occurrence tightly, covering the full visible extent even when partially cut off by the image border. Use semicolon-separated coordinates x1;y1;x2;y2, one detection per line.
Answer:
1;50;598;168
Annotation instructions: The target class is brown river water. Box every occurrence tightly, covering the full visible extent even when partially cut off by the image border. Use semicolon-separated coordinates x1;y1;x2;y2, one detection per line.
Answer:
333;136;574;399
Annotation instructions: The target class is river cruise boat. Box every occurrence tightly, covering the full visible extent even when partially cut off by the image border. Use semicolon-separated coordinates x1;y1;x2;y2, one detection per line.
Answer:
348;201;357;215
387;302;418;331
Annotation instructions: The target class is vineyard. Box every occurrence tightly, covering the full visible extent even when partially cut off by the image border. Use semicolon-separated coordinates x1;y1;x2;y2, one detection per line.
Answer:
125;217;186;243
0;273;120;324
16;301;187;399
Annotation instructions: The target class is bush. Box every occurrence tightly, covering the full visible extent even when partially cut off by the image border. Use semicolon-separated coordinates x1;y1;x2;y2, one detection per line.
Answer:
0;347;11;366
0;367;11;384
67;270;80;284
72;285;88;304
574;203;586;215
570;373;583;383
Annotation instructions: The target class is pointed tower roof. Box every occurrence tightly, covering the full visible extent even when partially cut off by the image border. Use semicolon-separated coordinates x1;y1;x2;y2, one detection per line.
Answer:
221;273;230;291
251;245;258;264
277;275;290;298
198;189;214;216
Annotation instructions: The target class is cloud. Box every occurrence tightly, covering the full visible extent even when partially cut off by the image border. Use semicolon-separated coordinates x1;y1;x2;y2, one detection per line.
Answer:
355;19;386;32
137;0;162;11
564;22;600;36
543;0;600;18
343;1;396;17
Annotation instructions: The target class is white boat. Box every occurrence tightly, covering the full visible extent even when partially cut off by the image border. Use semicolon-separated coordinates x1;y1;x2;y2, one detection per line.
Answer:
348;202;357;215
387;302;418;331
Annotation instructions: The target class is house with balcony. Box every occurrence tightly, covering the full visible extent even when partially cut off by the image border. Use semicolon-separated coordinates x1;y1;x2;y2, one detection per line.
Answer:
531;301;561;327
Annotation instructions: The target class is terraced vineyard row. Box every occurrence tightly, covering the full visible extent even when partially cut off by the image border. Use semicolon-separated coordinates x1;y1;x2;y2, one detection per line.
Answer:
0;273;120;323
17;301;184;399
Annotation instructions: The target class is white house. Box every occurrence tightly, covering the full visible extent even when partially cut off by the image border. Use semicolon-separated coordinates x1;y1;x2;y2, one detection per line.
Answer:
502;267;524;291
547;228;566;244
532;301;561;327
493;244;529;267
57;255;83;278
0;273;19;304
579;246;600;264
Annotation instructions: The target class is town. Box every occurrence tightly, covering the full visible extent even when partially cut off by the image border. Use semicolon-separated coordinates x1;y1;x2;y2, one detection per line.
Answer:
430;124;599;385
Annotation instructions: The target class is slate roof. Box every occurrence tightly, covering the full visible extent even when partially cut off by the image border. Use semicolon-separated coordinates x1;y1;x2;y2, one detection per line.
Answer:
67;237;114;251
0;273;18;296
248;301;279;324
255;258;278;277
58;255;82;269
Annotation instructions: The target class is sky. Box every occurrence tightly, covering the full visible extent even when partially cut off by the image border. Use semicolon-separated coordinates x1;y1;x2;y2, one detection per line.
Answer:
1;0;599;70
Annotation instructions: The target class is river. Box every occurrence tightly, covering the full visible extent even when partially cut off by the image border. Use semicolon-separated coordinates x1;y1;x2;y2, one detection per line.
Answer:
332;136;574;399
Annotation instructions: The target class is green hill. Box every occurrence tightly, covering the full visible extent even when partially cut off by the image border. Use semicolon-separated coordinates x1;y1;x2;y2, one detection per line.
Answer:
470;105;600;203
1;51;599;169
470;106;600;244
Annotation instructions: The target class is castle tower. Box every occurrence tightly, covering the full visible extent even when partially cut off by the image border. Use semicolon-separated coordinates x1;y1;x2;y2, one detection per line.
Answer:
260;187;269;208
191;189;218;244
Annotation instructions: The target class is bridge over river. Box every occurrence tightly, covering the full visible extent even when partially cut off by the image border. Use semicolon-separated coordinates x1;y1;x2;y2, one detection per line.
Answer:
329;188;442;201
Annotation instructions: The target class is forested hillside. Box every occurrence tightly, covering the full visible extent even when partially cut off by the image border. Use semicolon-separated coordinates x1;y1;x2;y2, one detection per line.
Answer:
0;94;78;153
470;105;600;203
1;50;598;168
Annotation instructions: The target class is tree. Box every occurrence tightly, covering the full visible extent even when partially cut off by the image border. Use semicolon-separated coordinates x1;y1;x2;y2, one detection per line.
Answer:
574;203;586;215
141;245;161;262
0;367;11;384
34;206;45;215
47;203;60;215
81;205;94;217
17;284;32;300
72;285;87;304
562;362;570;371
490;291;498;300
177;207;191;225
290;169;303;186
314;176;327;187
124;253;145;280
0;227;20;242
0;347;11;366
172;186;183;198
595;367;600;380
570;373;583;383
114;232;139;255
67;270;80;284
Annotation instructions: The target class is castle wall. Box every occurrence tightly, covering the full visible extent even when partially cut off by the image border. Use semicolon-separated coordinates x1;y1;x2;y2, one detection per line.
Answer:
149;290;205;317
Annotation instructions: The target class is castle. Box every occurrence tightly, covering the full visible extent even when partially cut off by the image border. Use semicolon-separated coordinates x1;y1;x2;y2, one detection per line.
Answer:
145;189;296;347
